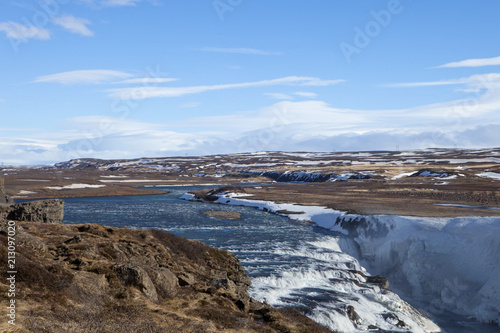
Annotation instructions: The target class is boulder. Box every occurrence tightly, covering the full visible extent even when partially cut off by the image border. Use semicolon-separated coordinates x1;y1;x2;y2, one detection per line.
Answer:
114;263;159;302
147;267;178;298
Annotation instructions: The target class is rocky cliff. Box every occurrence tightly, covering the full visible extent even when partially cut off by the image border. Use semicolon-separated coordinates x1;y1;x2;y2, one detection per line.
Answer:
0;220;331;332
0;199;64;224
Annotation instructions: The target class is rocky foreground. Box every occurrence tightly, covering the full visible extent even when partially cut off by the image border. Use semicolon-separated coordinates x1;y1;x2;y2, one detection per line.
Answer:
0;200;331;333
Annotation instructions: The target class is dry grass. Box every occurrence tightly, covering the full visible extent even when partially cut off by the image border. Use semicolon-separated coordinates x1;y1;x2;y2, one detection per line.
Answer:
0;222;333;333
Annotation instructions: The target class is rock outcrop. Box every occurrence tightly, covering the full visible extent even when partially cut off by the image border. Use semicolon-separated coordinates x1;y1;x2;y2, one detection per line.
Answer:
0;199;64;223
262;171;335;182
0;178;12;204
0;220;332;332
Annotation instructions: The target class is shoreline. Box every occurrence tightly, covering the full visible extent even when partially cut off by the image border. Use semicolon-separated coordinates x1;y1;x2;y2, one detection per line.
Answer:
187;184;500;219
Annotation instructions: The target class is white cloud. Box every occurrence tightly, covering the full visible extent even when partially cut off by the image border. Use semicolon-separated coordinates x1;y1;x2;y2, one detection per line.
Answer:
0;21;50;41
102;0;142;6
78;0;158;8
386;73;500;91
300;78;346;86
179;102;201;108
52;16;93;37
200;47;281;56
108;76;344;99
6;72;500;165
34;70;133;85
64;116;163;133
170;101;372;134
294;91;318;98
265;93;293;100
3;83;500;165
264;91;318;100
434;56;500;68
115;78;178;84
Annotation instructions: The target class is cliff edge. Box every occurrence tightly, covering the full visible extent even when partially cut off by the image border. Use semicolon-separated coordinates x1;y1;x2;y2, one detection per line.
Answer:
0;219;332;333
0;199;64;224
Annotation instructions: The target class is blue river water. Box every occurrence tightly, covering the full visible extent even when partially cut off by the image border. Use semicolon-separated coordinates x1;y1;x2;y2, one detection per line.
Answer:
60;185;499;333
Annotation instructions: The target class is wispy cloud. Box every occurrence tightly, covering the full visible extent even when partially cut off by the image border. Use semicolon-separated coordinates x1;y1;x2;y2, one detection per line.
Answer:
434;56;500;68
200;47;282;56
265;93;293;100
78;0;158;8
52;16;93;37
0;21;50;41
108;76;344;100
115;78;178;84
265;91;318;100
385;73;500;90
102;0;143;6
300;78;344;86
294;91;318;98
34;70;133;85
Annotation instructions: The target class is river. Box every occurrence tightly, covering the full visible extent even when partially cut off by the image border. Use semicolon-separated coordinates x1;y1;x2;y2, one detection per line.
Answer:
61;185;499;333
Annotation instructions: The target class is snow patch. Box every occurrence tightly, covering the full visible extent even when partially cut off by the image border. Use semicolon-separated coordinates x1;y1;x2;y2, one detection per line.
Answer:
46;183;105;190
477;172;500;180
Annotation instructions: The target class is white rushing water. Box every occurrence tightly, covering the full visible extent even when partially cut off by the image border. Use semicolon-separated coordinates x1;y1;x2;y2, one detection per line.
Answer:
191;191;500;331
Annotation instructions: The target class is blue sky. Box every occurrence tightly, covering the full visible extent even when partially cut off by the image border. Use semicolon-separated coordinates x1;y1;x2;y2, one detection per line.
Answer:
1;0;500;164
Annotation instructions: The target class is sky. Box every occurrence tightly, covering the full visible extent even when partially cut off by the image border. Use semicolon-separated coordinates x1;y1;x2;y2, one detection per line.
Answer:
1;0;500;165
